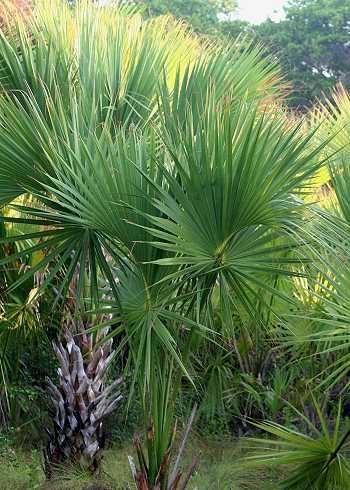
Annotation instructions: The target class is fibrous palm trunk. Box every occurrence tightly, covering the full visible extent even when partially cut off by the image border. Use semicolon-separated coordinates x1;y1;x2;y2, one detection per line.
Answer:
44;322;122;478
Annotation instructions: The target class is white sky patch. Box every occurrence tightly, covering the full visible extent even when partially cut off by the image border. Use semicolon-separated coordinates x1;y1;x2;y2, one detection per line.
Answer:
234;0;287;24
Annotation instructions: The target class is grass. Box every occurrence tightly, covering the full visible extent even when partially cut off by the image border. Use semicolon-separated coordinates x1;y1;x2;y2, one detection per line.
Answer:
0;436;283;489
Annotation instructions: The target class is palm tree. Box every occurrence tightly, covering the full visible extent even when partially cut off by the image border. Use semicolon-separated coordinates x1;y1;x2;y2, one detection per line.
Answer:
0;0;331;485
278;86;350;392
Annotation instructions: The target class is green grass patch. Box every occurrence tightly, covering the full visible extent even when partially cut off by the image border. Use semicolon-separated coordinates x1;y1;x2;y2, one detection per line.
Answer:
0;437;283;489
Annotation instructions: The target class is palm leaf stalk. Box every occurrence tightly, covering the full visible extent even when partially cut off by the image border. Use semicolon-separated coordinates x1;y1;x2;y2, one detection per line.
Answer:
129;405;198;490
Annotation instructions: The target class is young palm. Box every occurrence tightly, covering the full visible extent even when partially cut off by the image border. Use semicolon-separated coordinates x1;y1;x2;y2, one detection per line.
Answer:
243;398;350;489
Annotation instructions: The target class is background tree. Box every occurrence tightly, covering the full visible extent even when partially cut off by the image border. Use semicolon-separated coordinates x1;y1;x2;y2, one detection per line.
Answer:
138;0;350;109
133;0;237;35
257;0;350;109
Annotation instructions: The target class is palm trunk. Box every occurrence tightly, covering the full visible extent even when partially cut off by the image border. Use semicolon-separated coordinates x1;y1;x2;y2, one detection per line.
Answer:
44;322;122;478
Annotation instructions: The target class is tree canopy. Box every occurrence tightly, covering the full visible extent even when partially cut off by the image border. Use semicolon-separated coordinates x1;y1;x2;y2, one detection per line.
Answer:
257;0;350;109
133;0;237;34
138;0;350;109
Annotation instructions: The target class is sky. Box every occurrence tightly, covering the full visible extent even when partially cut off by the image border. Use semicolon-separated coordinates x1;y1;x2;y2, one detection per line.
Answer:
234;0;288;24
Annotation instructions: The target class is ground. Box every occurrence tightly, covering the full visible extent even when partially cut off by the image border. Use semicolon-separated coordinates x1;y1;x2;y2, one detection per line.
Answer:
0;437;282;489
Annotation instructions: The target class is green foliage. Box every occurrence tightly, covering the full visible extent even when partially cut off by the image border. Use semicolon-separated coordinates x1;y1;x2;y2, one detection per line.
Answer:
3;1;350;488
137;0;350;108
244;398;350;489
0;1;293;485
134;0;237;35
0;437;287;489
257;0;350;109
0;215;58;434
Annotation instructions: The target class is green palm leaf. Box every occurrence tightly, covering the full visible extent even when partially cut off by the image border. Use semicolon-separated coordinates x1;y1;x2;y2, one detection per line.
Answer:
243;399;350;490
